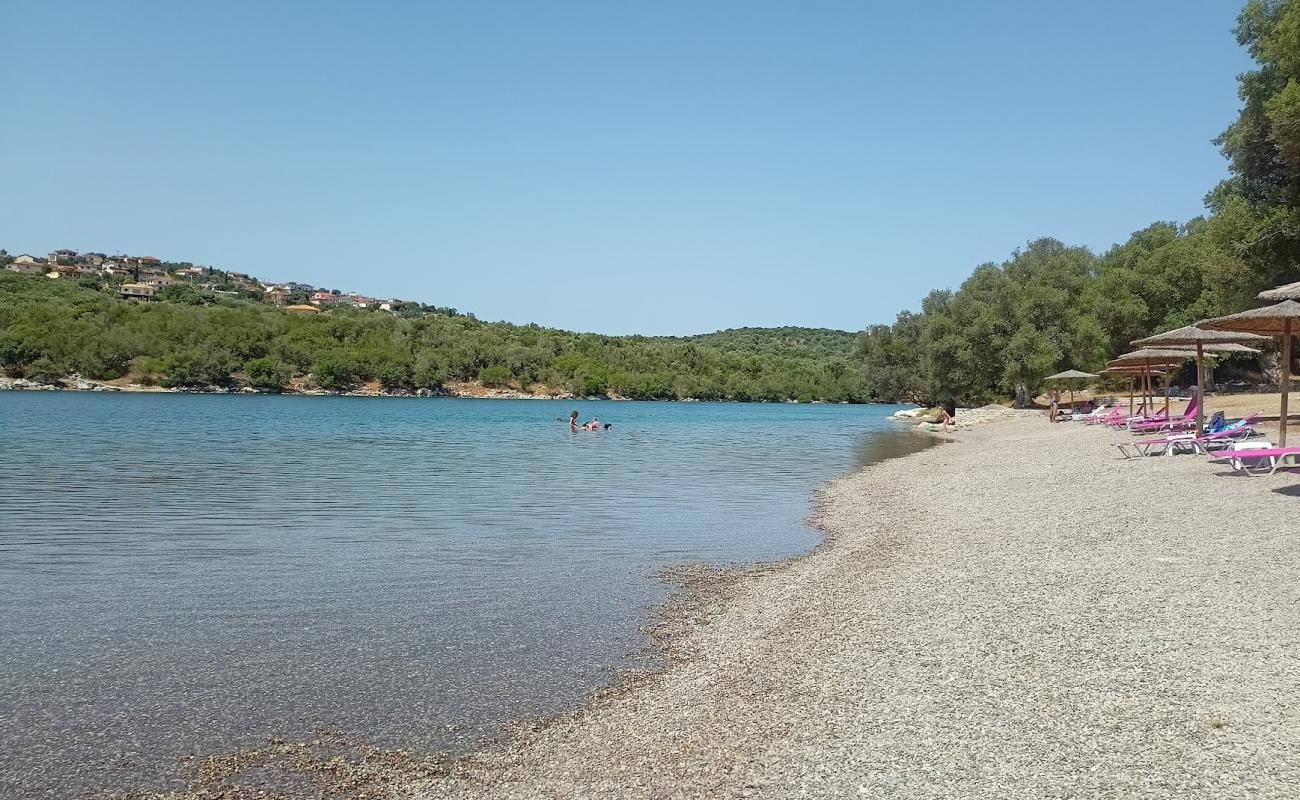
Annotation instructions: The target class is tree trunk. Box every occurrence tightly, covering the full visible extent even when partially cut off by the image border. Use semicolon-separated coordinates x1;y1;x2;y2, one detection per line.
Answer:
1013;381;1031;408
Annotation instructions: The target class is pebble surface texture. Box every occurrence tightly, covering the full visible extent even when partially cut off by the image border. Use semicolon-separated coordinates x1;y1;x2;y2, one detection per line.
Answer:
413;417;1300;800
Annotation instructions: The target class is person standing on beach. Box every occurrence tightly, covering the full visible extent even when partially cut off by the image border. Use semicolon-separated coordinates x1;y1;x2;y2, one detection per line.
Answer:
1049;389;1060;423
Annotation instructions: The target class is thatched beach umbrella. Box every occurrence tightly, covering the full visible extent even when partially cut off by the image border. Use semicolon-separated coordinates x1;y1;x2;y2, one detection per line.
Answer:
1132;326;1268;435
1043;369;1097;414
1201;299;1300;446
1102;365;1153;415
1103;363;1178;415
1259;280;1300;302
1109;350;1194;419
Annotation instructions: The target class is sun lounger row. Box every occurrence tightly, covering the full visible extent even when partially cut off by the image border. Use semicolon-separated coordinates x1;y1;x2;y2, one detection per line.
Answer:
1111;410;1300;475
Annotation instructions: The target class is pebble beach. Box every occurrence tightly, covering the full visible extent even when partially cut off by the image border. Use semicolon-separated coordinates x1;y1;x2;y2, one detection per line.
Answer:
414;414;1300;799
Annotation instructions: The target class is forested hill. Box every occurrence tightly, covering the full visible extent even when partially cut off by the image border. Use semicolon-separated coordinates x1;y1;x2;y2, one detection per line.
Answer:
677;327;859;361
859;0;1300;407
0;271;867;402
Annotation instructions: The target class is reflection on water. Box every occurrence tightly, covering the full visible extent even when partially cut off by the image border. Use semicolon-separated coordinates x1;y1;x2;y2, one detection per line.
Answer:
0;393;919;798
854;425;940;469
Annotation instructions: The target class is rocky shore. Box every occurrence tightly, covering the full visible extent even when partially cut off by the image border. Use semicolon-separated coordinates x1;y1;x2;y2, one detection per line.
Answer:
0;375;575;400
411;416;1300;799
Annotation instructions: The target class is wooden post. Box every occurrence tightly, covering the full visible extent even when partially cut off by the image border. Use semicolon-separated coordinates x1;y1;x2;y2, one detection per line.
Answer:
1163;368;1171;418
1282;319;1293;448
1128;378;1134;415
1196;341;1205;436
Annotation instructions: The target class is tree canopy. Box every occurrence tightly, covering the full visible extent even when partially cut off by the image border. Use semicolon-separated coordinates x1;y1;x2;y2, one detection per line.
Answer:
0;271;867;402
859;0;1300;406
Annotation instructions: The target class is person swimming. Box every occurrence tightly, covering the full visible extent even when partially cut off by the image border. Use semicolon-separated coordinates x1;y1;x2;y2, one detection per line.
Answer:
568;410;579;431
582;416;600;431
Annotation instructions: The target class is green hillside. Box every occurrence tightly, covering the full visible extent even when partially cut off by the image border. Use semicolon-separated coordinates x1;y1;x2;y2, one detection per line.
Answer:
0;271;868;402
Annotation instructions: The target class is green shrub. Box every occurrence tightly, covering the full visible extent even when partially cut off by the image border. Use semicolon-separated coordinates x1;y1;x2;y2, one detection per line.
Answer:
312;354;359;390
245;357;292;391
478;364;513;387
161;346;237;387
25;356;65;384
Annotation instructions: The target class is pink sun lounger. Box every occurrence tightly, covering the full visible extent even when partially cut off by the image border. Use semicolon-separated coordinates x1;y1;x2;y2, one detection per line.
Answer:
1209;446;1300;476
1116;424;1258;459
1129;397;1200;434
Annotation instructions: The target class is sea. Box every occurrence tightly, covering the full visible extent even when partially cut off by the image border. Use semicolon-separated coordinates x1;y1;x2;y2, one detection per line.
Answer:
0;392;929;798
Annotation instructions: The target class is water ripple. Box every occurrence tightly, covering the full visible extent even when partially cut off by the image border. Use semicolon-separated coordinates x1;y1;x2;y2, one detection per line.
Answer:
0;392;924;798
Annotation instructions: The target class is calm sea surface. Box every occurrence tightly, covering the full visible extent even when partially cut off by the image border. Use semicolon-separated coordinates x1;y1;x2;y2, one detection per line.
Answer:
0;392;927;798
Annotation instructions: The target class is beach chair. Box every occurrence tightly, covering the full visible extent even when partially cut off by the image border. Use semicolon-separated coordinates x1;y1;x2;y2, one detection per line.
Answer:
1123;407;1169;431
1212;446;1300;476
1120;420;1265;459
1091;406;1126;426
1108;404;1153;429
1130;397;1200;434
1074;404;1107;422
1117;432;1200;459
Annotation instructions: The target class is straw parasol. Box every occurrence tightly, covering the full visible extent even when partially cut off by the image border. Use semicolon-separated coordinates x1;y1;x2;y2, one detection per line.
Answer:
1200;299;1300;446
1102;365;1161;414
1109;350;1195;419
1131;326;1268;435
1258;280;1300;302
1043;369;1097;415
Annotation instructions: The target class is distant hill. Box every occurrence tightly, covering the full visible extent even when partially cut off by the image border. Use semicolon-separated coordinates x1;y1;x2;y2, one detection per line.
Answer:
0;271;870;402
677;327;860;360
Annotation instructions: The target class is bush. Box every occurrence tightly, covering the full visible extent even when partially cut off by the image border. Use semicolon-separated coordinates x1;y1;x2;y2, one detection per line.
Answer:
161;346;238;388
245;357;292;391
413;352;447;389
312;354;359;390
0;336;40;376
376;359;414;391
25;356;66;384
478;364;513;387
156;284;212;305
131;356;164;386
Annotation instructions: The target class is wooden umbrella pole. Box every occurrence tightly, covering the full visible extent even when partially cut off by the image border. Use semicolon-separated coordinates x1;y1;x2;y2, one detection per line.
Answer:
1163;368;1170;418
1128;378;1134;415
1282;318;1293;448
1196;341;1205;435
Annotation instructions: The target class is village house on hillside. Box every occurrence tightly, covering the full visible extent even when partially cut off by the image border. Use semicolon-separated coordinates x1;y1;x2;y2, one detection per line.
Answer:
48;249;78;265
6;243;418;317
139;271;176;288
47;264;97;279
119;283;155;301
6;255;48;275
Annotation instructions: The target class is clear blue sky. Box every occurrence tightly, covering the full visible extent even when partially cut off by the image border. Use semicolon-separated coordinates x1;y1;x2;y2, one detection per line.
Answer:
2;1;1252;335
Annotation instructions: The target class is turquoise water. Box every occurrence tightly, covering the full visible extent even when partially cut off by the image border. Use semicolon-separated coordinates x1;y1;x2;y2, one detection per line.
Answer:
0;392;924;798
